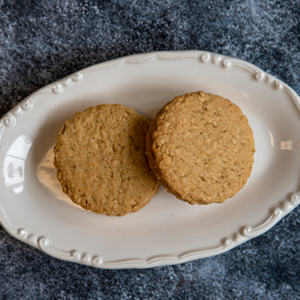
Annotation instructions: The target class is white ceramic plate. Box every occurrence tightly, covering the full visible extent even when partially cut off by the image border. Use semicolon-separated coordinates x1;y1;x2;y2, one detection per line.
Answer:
1;51;300;269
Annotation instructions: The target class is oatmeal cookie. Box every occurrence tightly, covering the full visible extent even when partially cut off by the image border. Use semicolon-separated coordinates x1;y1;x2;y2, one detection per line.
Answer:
54;104;159;216
146;91;255;205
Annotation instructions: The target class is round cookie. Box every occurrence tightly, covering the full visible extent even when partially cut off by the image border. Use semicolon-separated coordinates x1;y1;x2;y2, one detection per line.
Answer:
146;91;255;205
54;104;159;216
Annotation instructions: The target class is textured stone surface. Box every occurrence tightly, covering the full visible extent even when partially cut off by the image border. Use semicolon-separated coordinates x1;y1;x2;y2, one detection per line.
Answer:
0;0;300;299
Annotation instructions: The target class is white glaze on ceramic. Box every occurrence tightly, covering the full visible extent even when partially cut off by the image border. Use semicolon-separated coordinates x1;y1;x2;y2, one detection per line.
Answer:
0;51;300;269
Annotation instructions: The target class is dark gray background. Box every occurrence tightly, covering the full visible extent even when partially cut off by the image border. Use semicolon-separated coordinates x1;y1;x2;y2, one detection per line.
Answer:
1;0;300;299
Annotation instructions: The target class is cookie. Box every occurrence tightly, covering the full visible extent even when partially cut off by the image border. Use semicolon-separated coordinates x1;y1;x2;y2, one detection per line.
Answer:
146;91;255;205
54;104;159;216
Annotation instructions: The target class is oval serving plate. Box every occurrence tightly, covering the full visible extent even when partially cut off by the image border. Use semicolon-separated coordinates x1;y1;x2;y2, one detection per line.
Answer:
0;51;300;269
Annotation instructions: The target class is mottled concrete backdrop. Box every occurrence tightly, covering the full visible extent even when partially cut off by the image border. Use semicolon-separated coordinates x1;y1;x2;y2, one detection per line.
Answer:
1;0;300;299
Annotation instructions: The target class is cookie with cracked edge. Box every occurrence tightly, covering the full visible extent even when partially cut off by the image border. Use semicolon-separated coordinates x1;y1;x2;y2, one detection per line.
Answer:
146;91;255;205
54;104;159;216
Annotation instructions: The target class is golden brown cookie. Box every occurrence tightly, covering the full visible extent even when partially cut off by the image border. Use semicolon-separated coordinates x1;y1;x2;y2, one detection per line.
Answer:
146;91;255;205
54;104;159;216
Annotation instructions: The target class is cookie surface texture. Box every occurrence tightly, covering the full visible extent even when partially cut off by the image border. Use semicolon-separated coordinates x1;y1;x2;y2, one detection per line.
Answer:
54;104;159;216
146;91;255;205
